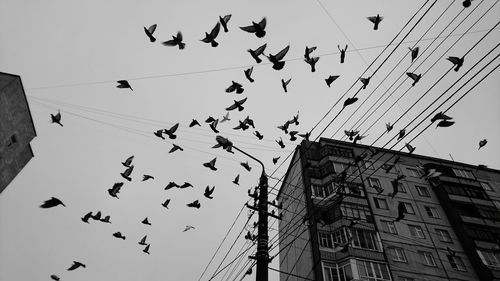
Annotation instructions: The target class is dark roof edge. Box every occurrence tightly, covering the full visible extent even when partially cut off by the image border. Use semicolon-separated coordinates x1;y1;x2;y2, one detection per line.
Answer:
3;73;38;137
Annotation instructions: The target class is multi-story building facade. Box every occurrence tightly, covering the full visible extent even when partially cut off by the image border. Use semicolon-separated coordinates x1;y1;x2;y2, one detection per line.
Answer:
277;138;500;281
0;72;36;193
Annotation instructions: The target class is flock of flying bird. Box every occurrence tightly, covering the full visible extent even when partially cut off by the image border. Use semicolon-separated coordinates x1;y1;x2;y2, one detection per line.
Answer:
41;6;491;280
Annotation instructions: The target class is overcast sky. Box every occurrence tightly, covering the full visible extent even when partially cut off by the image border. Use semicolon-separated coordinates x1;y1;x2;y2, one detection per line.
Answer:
1;0;500;280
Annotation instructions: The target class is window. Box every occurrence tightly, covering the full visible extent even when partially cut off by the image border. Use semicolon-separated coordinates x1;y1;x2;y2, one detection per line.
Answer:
424;206;440;218
401;202;415;214
334;162;357;175
409;225;425;238
381;220;398;234
419;251;437;267
319;229;349;250
323;262;353;281
447;255;466;271
319;232;333;248
311;184;335;198
355;260;391;281
452;168;474;179
391;247;407;262
368;177;384;194
480;181;493;191
407;168;421;177
416;185;431;197
351;229;381;251
374;198;388;209
436;229;452;243
477;249;500;269
341;203;371;220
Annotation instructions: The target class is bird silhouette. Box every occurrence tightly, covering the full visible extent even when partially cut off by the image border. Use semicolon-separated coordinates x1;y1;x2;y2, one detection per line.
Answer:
406;72;421;86
92;211;102;221
40;197;66;208
142;175;154;181
281;78;291;92
397;129;406;140
245;268;253;275
113;232;126;240
116;80;133;91
478;139;487;150
183;225;195;232
165;182;179;190
241;161;252;172
205;116;216;123
101;216;111;223
248;43;267;63
187;200;201;209
142;217;151;225
325;75;340;87
203;157;217;171
409;46;419;62
289;112;299;126
386;122;393;132
122;155;134;167
67;261;86;271
81;212;93;223
405;143;416;153
108;182;123;198
204;186;215;199
162;31;185;49
447;56;464;72
233;120;249;131
120;165;134;181
289;131;299;141
338;45;347;63
360;77;370;89
50;275;60;281
304;56;319;72
233;174;240;185
226;97;247;111
254;131;264;140
162;199;171;209
219;14;232;32
164;123;179;139
201;22;221;47
394;202;405;221
209;119;219;133
226;81;244;94
267;45;290;70
244;67;254;83
298;132;310;141
154;129;165;140
463;0;473;8
276;137;285;149
343;97;358;108
390;175;406;198
189;119;201;127
277;121;290;134
353;134;366;144
436;120;455;128
431;112;453;123
344;130;359;141
272;157;280;164
367;14;383;30
221;112;230;123
179;182;193;189
144;24;157;42
139;235;147;245
169;144;183;153
50;110;63;127
240;17;266;38
304;46;317;60
143;244;150;254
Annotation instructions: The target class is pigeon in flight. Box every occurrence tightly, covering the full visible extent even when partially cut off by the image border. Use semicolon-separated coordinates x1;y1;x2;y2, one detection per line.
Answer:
276;137;285;149
290;112;299;126
397;129;406;140
40;197;66;208
116;80;133;91
142;175;154;181
390;174;406;198
289;131;299;141
463;0;473;8
394;202;405;222
219;14;232;32
233;120;249;131
139;235;147;245
281;78;291;93
244;67;254;83
353;134;366;144
143;244;150;254
367;14;383;30
406;72;421;86
162;199;170;209
221;112;230;123
101;216;111;223
304;56;319;72
267;45;290;70
248;43;267;63
113;232;126;240
226;97;248;111
205;116;216;123
204;186;215;199
409;46;419;63
478;139;487;150
277;121;290;134
162;31;185;49
405;143;416;154
344;130;359;141
142;217;151;225
92;211;102;221
203;157;218;171
241;161;252;172
240;17;267;38
187;200;201;209
144;24;157;42
183;225;195;232
169;144;183;153
81;212;93;223
189;119;201;127
436;120;455;128
50;275;60;281
209;119;219;133
179;182;193;189
343;97;358;108
50;110;63;127
254;131;264;140
226;81;244;94
386;122;393;132
298;131;310;141
360;77;370;89
120;165;134;181
122;156;134;167
233;174;240;185
447;56;464;72
108;182;123;198
165;182;179;190
67;261;86;271
304;46;317;60
430;112;453;123
201;22;221;47
325;75;340;87
164;123;179;139
338;45;347;63
272;157;280;164
154;129;165;140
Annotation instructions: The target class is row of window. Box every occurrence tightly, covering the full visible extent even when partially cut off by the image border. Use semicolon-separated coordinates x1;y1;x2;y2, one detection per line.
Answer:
319;227;382;252
380;220;453;242
389;247;466;271
311;182;365;199
368;177;433;198
374;197;442;219
323;259;391;281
